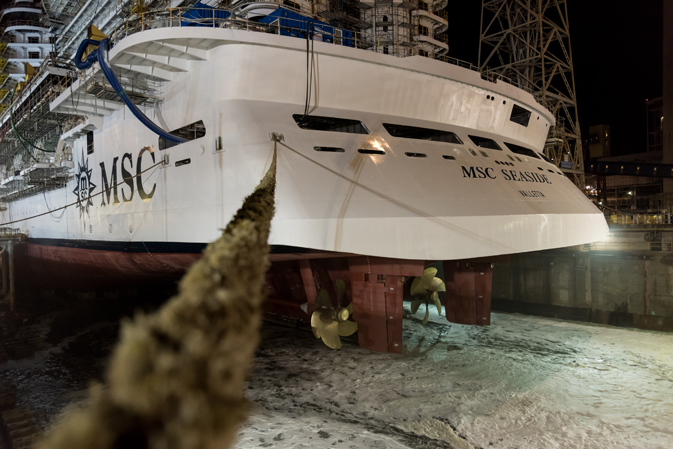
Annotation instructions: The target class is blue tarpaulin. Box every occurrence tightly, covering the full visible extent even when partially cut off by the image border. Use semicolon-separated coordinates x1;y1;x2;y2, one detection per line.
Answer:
258;8;354;47
181;2;230;27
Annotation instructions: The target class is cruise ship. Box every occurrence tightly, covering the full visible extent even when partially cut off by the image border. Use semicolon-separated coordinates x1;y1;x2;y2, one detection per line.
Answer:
0;0;608;352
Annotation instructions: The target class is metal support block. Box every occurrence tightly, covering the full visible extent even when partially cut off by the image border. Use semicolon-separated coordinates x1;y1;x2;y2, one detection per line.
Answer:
348;256;424;353
443;260;493;325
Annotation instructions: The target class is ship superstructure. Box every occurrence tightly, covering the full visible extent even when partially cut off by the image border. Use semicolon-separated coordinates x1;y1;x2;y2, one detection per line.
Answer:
0;1;608;353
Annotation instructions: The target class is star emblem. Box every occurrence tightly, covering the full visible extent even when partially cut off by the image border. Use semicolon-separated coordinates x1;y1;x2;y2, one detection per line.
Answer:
73;151;97;218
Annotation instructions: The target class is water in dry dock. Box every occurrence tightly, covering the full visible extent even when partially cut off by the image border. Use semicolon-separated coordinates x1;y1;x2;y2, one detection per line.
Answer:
1;296;672;449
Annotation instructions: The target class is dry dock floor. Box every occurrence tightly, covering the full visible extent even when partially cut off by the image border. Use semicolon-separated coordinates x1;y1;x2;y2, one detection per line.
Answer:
1;303;672;449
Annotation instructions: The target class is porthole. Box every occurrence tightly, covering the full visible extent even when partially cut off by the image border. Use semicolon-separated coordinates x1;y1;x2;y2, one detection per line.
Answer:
358;148;385;155
314;146;345;152
537;167;544;171
479;150;489;157
442;155;455;160
405;152;427;158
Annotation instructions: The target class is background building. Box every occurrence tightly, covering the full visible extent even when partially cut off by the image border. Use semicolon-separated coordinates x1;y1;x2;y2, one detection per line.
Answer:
587;124;611;159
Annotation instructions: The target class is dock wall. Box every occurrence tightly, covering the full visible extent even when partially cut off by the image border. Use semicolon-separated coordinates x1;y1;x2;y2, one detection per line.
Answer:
492;240;673;331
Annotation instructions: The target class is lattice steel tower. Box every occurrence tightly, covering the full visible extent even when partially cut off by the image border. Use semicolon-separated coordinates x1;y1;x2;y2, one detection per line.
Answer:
478;0;584;188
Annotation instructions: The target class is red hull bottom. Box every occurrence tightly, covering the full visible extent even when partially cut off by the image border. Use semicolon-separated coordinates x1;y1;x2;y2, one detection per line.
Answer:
13;242;500;353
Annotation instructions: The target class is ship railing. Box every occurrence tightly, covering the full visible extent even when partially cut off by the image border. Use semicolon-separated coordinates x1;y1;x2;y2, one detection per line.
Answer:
108;6;507;85
0;53;74;114
0;227;21;238
0;54;80;153
0;1;41;11
1;19;44;29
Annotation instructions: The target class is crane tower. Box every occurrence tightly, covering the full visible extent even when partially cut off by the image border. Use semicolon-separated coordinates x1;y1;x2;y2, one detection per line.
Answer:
478;0;585;189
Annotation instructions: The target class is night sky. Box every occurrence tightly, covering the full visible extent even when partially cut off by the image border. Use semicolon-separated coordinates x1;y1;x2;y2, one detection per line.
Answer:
445;0;664;157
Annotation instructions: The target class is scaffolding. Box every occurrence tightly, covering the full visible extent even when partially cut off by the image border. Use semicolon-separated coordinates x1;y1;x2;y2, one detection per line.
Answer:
317;0;373;32
360;1;415;57
478;0;585;189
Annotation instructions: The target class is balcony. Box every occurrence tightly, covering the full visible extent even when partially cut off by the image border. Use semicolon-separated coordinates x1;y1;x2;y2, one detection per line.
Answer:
413;10;448;33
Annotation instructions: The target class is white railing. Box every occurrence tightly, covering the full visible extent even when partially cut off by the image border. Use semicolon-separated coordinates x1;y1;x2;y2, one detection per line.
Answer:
107;6;528;92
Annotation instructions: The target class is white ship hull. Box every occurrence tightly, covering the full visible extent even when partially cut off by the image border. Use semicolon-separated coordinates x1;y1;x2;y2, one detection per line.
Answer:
1;27;607;274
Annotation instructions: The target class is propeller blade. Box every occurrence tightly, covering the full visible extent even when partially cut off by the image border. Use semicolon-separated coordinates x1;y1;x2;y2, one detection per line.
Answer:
410;277;426;296
336;279;346;307
338;320;358;337
432;291;442;316
410;299;422;314
346;302;353;314
310;310;322;337
422;303;430;325
421;267;438;290
312;308;342;349
320;321;342;349
300;302;308;315
315;289;333;310
428;277;446;293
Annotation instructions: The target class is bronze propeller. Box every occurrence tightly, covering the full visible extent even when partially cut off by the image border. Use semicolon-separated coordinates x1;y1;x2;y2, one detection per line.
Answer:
311;279;358;349
410;267;446;325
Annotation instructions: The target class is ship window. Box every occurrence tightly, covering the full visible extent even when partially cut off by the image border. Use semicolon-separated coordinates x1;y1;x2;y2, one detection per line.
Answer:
504;142;540;159
158;120;206;150
175;158;191;167
358;148;385;155
442;155;455;160
468;149;477;156
479;150;488;157
539;153;553;163
293;115;369;134
468;135;502;150
405;152;427;158
383;123;462;144
314;146;345;152
282;0;300;10
510;104;531;127
28;36;39;44
28;51;40;59
86;131;94;154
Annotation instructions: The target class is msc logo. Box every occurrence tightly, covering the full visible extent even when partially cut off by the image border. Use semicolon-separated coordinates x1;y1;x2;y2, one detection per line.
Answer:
73;147;158;220
73;151;97;218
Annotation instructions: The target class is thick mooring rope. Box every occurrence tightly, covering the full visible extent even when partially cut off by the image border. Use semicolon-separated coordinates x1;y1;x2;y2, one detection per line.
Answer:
38;145;277;449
